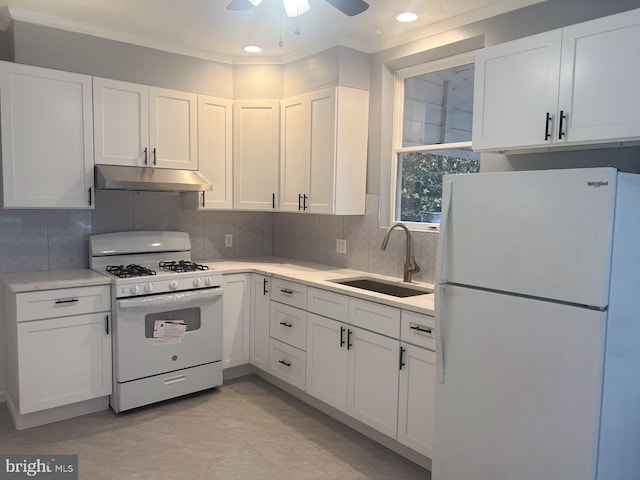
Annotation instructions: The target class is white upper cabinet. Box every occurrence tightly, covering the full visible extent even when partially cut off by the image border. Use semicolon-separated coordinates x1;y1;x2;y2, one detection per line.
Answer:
473;7;640;152
280;87;368;215
0;61;94;209
93;78;198;170
184;95;233;210
233;100;280;211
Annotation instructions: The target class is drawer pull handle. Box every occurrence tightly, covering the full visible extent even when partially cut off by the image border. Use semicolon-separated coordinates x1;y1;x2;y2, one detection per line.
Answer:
279;321;293;328
163;374;186;385
410;324;433;335
278;360;292;367
55;298;79;305
280;289;293;295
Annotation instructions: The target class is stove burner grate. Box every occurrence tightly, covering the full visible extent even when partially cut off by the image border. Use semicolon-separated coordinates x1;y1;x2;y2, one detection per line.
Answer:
159;260;209;273
106;264;157;278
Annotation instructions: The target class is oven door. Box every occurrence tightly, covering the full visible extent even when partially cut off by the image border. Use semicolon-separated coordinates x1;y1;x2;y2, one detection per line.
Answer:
114;288;223;383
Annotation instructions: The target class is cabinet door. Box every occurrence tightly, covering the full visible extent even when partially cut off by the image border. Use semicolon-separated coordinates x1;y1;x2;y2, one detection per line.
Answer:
472;30;562;151
149;87;198;170
250;274;271;371
17;313;111;414
280;96;308;212
197;95;233;209
397;343;436;458
233;100;280;211
305;313;348;411
93;78;149;167
0;62;94;209
307;88;337;214
222;274;250;368
347;327;400;437
558;9;640;145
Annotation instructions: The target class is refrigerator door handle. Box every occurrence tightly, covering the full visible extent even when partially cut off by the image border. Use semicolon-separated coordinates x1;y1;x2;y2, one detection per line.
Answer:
435;180;453;284
435;284;446;383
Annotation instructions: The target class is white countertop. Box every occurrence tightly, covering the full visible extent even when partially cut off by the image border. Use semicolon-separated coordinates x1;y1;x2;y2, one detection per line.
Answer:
206;256;435;316
0;269;111;293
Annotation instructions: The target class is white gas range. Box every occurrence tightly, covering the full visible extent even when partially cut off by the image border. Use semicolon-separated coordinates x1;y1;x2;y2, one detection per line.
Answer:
89;231;223;412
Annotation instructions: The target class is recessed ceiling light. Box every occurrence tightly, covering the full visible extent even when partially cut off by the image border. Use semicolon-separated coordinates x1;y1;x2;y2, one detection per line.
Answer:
396;12;419;23
244;45;263;53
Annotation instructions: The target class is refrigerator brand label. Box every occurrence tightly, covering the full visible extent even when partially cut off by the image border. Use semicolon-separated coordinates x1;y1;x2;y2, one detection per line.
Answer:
587;181;608;188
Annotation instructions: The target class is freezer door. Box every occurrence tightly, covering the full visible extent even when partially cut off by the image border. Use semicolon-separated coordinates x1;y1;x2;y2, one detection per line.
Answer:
437;167;616;308
432;285;604;480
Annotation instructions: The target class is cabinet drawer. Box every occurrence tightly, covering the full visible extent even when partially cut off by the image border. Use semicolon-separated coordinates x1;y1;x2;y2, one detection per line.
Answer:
348;298;400;338
270;278;307;309
268;338;306;390
16;285;111;322
307;287;348;322
401;311;436;351
270;302;307;351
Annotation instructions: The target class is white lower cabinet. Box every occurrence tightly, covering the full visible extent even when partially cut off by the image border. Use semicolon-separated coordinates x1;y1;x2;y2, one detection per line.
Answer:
397;343;436;458
250;274;270;371
222;274;250;369
305;313;348;411
269;338;306;390
306;312;400;438
17;313;111;414
4;284;112;425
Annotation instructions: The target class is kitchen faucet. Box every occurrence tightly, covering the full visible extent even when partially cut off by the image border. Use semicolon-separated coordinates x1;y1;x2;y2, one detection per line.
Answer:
380;222;420;283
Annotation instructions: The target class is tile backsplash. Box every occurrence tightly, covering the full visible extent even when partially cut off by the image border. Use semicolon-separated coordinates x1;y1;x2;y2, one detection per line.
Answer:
0;192;437;283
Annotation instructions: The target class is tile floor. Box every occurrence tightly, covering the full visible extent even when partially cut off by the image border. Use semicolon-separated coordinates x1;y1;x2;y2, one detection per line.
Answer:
0;375;431;479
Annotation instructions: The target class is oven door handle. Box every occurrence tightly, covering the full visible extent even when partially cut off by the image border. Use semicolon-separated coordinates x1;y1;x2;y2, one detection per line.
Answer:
116;288;223;310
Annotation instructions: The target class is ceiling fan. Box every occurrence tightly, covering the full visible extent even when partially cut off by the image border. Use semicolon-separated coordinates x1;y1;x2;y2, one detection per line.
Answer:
227;0;369;17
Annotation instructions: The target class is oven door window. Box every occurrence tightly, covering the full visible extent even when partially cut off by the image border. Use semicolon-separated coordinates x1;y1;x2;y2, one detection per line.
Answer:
144;307;201;338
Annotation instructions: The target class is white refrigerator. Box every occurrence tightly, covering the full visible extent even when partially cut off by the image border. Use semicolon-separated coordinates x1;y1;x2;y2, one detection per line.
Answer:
432;167;640;480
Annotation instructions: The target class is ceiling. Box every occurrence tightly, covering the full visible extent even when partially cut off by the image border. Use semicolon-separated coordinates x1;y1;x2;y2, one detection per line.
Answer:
0;0;546;64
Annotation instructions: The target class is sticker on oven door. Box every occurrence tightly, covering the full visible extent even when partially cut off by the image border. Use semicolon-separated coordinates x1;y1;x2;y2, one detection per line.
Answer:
153;319;187;345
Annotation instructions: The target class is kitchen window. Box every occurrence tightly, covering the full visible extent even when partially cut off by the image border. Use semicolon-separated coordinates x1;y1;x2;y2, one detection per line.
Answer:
391;52;480;230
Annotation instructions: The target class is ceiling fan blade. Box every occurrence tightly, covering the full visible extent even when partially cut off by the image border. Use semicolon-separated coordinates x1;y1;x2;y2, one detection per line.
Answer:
227;0;254;11
325;0;369;16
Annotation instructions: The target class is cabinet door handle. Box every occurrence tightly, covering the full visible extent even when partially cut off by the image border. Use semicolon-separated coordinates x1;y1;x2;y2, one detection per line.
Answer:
558;110;566;139
279;321;293;328
303;194;308;210
340;326;345;347
55;298;79;305
409;324;433;335
278;359;291;367
152;147;157;165
88;187;92;206
298;194;302;211
347;329;353;350
201;191;205;208
143;147;148;165
272;193;276;209
544;112;551;141
105;314;110;335
263;278;268;295
280;288;293;295
399;346;406;370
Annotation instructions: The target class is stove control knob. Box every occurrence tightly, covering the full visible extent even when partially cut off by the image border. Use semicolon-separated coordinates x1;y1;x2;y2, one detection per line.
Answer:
130;285;141;295
145;283;154;293
193;278;202;287
169;280;178;291
204;276;212;286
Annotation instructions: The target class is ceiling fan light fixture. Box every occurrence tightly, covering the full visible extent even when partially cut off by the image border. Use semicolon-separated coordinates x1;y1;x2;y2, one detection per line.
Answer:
283;0;310;17
396;11;419;23
244;45;263;53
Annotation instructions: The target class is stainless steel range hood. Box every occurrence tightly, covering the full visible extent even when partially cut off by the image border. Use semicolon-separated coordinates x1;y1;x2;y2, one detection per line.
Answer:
95;165;212;192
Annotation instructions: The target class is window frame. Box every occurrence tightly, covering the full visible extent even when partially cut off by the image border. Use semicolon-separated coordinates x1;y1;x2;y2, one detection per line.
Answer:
390;51;477;232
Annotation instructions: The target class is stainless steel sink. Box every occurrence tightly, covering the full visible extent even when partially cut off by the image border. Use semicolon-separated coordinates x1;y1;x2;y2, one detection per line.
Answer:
331;278;433;298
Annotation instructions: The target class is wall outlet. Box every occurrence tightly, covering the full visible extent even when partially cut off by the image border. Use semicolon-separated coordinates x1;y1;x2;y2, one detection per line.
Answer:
336;239;347;254
225;234;233;247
